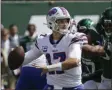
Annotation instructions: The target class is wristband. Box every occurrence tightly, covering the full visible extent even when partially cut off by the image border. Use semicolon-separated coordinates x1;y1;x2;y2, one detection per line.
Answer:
47;62;62;71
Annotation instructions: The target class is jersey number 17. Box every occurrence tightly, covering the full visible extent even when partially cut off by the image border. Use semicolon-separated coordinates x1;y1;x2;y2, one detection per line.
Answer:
46;52;66;75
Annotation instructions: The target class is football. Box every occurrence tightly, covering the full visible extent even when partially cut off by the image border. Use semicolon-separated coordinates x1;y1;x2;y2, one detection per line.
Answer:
8;46;25;70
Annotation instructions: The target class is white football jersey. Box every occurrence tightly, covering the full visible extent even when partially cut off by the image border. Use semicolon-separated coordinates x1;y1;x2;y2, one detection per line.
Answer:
35;32;88;87
23;33;51;67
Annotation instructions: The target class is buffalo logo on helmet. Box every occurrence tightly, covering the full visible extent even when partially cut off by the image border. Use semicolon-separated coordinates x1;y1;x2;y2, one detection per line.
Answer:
48;8;57;16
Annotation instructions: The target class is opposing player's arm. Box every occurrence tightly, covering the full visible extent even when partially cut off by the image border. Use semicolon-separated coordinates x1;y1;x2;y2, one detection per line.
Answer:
82;44;105;55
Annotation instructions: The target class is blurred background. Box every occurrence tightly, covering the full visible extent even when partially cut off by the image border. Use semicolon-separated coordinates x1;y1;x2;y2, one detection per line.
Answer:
1;0;112;90
2;0;112;35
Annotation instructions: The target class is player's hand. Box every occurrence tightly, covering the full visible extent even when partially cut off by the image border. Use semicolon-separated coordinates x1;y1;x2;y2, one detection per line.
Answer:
32;64;48;76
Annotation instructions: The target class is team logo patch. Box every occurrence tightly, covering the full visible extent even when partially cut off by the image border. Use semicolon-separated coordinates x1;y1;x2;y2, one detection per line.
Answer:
42;46;48;52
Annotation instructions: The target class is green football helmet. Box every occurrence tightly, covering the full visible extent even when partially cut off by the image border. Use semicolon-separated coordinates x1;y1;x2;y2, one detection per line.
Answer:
100;7;112;36
77;18;95;34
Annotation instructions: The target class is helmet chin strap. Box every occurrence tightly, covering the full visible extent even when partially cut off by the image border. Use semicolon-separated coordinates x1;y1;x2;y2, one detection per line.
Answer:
52;28;68;35
59;29;69;34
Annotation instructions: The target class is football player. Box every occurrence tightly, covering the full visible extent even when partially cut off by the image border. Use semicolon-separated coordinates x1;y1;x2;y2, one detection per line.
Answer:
18;7;88;90
77;18;103;89
96;7;112;89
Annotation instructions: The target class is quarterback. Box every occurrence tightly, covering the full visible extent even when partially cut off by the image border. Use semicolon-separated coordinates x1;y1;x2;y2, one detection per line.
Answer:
9;6;88;90
23;7;88;90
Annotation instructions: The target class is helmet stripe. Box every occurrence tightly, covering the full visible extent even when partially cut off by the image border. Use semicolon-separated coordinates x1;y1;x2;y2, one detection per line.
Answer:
60;7;67;16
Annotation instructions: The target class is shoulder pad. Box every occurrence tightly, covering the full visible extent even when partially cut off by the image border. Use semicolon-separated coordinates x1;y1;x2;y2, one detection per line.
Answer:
69;32;88;46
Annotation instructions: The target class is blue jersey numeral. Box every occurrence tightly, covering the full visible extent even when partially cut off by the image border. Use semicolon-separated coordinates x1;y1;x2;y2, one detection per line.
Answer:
46;52;66;74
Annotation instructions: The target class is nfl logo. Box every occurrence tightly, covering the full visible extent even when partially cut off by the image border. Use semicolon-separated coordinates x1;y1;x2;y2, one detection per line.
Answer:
42;46;48;52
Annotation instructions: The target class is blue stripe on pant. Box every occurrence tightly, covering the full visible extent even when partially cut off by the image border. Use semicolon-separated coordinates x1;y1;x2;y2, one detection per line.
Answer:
43;84;84;90
16;67;47;90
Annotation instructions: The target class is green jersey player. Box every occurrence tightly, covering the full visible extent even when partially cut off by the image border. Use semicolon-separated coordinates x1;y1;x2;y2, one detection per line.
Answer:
96;7;112;89
77;18;103;89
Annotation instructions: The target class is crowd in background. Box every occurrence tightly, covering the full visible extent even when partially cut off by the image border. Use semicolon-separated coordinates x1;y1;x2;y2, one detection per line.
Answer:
1;23;38;90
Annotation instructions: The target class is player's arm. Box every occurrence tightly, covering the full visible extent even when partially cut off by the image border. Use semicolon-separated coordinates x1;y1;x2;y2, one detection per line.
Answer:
8;39;43;70
61;33;88;70
22;39;43;65
61;43;81;70
22;46;42;65
82;44;105;55
43;43;81;72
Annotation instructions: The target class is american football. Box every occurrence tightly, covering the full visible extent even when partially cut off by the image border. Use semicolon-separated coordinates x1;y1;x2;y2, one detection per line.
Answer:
8;46;25;70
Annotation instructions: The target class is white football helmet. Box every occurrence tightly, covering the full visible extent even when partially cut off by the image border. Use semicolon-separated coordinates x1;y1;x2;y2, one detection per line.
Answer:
46;7;71;34
69;19;77;33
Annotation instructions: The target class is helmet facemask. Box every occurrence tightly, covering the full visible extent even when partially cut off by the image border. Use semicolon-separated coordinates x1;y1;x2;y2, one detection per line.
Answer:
100;7;112;36
102;19;112;36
